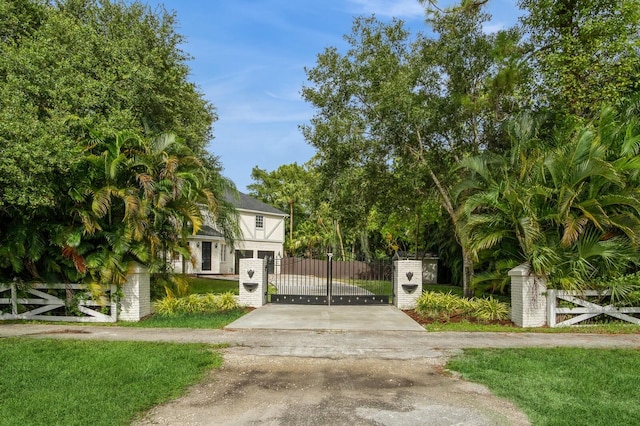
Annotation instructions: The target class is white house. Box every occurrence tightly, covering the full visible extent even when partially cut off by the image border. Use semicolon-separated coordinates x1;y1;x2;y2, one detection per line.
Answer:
171;191;287;275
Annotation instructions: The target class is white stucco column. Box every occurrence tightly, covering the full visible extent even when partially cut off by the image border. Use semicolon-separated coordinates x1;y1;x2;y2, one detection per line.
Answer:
394;260;423;310
119;263;151;322
239;258;267;308
508;263;547;327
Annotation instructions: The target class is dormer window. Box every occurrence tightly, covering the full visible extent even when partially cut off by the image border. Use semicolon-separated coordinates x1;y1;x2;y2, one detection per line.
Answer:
255;215;264;229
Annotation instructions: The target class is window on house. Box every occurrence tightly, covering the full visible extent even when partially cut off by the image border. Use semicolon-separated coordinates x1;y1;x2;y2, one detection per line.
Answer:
255;215;264;229
220;244;227;262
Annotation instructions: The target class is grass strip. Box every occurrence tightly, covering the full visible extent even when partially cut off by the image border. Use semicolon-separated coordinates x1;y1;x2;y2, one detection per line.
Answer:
0;338;221;426
186;277;239;295
447;348;640;425
118;309;248;328
425;320;640;333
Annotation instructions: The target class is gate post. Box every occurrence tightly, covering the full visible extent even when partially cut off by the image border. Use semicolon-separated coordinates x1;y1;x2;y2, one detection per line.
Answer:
394;260;422;310
508;263;547;327
239;258;267;308
119;263;150;322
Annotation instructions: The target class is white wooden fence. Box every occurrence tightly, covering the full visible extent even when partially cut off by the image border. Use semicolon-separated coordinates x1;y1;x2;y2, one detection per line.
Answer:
0;283;118;323
546;289;640;327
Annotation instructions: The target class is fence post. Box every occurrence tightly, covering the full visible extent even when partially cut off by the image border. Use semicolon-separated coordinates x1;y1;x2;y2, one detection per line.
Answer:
547;289;557;327
394;260;423;310
239;258;267;307
119;263;151;322
11;283;17;316
508;264;547;327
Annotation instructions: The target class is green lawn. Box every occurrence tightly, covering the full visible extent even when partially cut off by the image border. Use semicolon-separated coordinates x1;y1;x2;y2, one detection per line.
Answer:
424;284;464;296
352;279;392;296
447;348;640;425
426;320;640;333
119;309;248;328
0;339;221;426
186;276;239;295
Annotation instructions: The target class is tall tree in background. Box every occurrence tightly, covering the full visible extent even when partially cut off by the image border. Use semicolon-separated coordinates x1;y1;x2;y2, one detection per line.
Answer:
518;0;640;118
248;163;313;254
302;4;523;295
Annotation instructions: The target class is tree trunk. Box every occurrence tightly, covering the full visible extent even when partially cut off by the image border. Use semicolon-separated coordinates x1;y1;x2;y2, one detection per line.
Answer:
426;167;474;298
411;130;474;297
335;220;346;260
462;248;474;298
289;199;294;245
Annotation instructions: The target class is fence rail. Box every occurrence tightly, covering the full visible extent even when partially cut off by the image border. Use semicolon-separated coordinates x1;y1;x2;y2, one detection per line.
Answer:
0;283;118;323
547;289;640;327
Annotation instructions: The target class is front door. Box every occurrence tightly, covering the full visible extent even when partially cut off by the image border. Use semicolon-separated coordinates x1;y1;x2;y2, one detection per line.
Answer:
201;242;212;271
234;249;253;274
257;250;275;273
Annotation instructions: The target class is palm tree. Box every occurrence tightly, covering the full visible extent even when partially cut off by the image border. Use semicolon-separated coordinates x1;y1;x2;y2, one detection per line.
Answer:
67;130;218;289
457;107;640;291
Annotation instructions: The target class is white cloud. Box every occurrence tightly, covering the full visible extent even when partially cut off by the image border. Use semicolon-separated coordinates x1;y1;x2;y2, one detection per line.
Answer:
219;101;312;124
347;0;425;19
482;22;505;34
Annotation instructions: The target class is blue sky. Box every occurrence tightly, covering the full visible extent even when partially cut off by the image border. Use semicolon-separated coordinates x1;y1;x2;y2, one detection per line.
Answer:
145;0;521;191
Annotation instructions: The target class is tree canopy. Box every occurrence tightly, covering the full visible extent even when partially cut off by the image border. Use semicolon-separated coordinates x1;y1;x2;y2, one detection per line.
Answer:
251;0;640;295
0;0;215;215
0;0;230;287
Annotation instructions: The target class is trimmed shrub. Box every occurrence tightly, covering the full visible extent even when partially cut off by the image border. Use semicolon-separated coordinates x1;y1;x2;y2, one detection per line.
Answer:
414;291;509;323
470;297;509;322
152;292;240;316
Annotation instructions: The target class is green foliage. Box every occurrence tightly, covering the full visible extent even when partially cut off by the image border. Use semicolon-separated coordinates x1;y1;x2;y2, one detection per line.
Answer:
414;291;509;322
0;338;221;426
0;0;214;214
595;272;640;307
458;106;640;290
153;292;240;316
471;297;510;322
518;0;640;118
415;291;471;320
151;273;190;299
471;258;519;295
0;0;231;291
302;4;524;292
448;348;640;425
248;163;315;256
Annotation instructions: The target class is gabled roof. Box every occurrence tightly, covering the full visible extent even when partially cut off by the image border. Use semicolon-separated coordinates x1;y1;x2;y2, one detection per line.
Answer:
196;225;224;238
225;191;288;216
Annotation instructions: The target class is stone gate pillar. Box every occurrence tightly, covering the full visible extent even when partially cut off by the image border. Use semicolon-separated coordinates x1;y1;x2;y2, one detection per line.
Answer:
239;258;267;308
508;264;547;327
394;260;423;310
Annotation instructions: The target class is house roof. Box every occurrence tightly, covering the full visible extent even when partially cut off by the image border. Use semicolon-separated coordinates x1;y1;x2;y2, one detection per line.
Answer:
196;224;224;238
225;191;288;216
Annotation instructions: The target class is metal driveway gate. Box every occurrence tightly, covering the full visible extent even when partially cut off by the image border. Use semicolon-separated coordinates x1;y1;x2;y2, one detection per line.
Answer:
268;255;393;305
